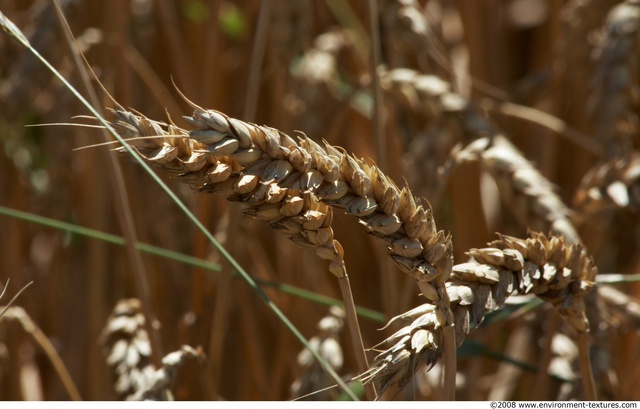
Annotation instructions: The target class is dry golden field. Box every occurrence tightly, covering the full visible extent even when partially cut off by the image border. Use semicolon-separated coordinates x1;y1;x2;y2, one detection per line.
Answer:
1;0;640;401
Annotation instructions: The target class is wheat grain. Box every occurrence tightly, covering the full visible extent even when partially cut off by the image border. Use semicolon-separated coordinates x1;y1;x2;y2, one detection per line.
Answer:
452;136;580;244
359;232;596;395
129;345;205;401
381;0;444;75
380;68;580;243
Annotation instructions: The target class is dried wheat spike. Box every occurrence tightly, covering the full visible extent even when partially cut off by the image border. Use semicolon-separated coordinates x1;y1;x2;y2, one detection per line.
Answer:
360;232;596;395
101;299;205;400
129;345;205;401
453;136;580;244
574;151;640;215
597;286;640;330
380;68;579;243
110;104;454;309
590;0;640;157
100;299;155;400
379;68;489;138
381;0;442;73
110;109;347;278
290;306;345;400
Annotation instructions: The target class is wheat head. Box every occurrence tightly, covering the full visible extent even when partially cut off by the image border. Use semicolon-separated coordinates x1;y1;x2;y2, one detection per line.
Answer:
359;231;596;395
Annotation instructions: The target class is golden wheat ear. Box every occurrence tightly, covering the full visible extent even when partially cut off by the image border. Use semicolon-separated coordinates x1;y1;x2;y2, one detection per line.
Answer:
360;231;597;398
101;299;205;401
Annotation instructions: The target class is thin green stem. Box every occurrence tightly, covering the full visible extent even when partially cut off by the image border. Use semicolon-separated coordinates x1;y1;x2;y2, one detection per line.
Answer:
0;205;386;324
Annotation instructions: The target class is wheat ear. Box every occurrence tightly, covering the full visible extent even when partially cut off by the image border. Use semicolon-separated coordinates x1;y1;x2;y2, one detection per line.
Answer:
101;298;205;401
109;101;455;392
360;232;597;397
574;151;640;216
290;306;345;400
380;68;580;243
100;298;156;400
451;135;580;244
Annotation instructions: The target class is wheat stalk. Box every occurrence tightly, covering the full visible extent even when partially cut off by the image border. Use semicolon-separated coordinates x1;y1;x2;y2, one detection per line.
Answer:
359;231;597;397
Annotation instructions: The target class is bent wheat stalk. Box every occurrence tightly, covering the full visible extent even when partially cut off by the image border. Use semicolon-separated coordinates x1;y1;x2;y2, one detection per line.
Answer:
360;232;597;399
108;99;456;397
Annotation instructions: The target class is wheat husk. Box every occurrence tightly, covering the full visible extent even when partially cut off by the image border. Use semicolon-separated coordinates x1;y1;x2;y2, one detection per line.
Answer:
452;136;580;244
380;68;580;244
100;298;156;399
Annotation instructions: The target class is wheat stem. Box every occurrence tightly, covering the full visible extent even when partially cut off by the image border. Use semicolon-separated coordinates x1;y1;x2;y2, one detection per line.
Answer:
2;307;82;401
243;0;271;122
577;332;597;400
338;276;376;400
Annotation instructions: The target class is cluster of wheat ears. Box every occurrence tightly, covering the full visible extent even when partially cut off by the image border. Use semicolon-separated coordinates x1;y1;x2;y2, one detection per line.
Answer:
1;0;640;402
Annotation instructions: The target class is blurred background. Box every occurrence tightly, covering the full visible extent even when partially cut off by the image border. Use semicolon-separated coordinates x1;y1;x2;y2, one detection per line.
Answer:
1;0;639;401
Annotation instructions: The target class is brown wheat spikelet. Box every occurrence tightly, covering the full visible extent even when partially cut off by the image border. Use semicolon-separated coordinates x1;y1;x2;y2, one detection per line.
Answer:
360;231;596;395
380;68;580;244
381;0;443;74
100;298;205;400
574;151;640;215
452;136;580;244
100;298;155;400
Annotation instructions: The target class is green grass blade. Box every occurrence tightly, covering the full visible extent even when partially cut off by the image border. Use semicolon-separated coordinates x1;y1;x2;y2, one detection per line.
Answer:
0;205;386;324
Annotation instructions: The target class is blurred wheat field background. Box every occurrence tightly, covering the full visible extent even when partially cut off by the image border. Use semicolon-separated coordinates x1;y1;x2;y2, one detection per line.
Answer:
1;0;640;401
